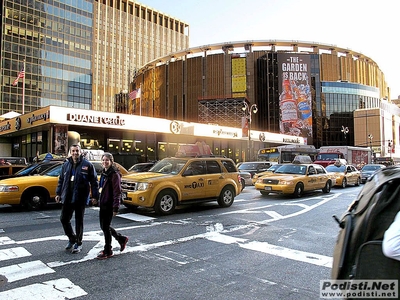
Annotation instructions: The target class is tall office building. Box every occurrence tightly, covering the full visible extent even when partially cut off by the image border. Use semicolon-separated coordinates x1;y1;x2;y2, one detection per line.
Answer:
0;0;189;115
92;0;189;112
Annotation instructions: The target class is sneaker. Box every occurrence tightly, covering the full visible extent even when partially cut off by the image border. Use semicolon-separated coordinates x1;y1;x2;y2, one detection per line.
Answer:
71;243;82;253
97;250;113;260
65;241;74;250
119;237;128;252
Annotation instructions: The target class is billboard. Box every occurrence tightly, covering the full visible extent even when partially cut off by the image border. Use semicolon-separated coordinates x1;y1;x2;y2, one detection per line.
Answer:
278;53;312;138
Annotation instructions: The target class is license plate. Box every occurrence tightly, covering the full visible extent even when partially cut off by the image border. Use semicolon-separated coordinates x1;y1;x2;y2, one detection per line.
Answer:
121;192;127;201
264;186;272;191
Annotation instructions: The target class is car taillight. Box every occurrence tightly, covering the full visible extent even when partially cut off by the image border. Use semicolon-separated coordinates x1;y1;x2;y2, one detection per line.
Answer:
237;174;241;182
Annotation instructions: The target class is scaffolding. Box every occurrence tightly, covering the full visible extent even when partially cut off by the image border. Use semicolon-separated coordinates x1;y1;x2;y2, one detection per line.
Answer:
198;97;247;128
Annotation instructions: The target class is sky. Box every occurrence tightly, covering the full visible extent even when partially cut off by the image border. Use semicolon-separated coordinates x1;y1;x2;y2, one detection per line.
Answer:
140;0;400;99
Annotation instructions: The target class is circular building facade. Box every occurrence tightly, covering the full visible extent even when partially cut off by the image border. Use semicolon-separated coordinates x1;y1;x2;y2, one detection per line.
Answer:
125;40;389;149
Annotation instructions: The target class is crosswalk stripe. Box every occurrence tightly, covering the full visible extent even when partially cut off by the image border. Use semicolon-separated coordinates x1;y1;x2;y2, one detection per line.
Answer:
117;212;156;222
0;278;87;299
0;236;15;245
0;247;31;261
206;232;332;268
0;260;55;283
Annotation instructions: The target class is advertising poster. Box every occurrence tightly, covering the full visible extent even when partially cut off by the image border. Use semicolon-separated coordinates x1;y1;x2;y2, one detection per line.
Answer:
278;53;312;138
54;125;68;155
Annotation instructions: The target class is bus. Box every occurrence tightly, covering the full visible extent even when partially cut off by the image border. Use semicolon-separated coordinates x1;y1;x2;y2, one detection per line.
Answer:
257;145;319;164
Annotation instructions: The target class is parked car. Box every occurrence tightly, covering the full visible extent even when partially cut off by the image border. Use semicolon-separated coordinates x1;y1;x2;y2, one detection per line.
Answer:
325;162;361;188
121;156;241;215
128;162;156;172
0;164;27;177
0;161;127;210
0;159;65;181
360;164;386;183
238;161;273;178
239;171;252;190
251;164;283;185
254;163;333;197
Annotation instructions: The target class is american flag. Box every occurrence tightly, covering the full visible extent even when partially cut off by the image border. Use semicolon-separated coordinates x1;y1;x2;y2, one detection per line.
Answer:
129;87;141;100
12;68;25;86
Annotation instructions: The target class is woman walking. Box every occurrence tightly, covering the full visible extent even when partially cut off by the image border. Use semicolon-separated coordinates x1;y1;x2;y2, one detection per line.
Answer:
94;153;128;259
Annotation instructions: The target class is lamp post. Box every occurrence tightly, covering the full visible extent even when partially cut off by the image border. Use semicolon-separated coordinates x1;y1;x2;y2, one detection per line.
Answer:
341;125;349;145
368;134;373;163
242;102;258;161
388;140;393;161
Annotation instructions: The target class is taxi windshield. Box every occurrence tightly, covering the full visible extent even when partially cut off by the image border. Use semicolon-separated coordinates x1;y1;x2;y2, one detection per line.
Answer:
275;164;306;175
151;159;186;175
326;165;346;172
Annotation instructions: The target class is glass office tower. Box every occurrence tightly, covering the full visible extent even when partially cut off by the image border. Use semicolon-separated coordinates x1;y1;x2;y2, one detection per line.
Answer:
1;0;93;114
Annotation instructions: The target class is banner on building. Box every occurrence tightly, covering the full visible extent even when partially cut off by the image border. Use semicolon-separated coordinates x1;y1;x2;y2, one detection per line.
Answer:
278;53;312;139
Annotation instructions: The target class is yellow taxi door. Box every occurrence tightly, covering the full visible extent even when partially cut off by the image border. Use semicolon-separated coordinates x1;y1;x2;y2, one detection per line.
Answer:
180;161;206;201
204;160;224;198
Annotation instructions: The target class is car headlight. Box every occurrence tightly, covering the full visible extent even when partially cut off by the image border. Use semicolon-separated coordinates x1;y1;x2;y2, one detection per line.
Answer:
0;185;19;192
279;180;293;185
136;182;150;191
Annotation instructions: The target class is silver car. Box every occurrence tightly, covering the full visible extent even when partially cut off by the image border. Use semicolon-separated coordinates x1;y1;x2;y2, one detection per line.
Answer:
360;164;386;183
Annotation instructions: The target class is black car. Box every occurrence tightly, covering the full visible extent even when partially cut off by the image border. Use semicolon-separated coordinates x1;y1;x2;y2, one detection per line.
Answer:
360;164;386;183
0;159;65;181
237;161;272;178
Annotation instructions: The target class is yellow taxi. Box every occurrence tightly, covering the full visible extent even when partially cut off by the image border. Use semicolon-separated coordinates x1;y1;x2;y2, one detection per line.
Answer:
121;156;241;215
254;163;334;197
251;164;283;185
0;161;127;210
325;161;361;188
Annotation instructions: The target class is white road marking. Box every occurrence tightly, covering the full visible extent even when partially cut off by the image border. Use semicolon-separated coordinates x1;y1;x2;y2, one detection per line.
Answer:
0;260;55;283
0;236;15;245
0;247;31;261
264;210;283;219
0;278;87;299
206;232;332;267
117;212;156;222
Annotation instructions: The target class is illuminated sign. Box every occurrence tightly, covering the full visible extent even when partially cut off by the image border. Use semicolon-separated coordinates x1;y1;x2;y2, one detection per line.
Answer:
66;114;126;126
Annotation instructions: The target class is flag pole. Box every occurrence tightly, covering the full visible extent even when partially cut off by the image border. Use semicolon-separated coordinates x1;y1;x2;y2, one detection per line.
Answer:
22;59;26;114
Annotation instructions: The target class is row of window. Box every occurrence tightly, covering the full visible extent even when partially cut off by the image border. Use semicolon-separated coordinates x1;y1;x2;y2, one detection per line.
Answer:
96;0;187;34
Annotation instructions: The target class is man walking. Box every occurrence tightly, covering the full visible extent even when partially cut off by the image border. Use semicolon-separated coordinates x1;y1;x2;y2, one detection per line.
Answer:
55;144;99;253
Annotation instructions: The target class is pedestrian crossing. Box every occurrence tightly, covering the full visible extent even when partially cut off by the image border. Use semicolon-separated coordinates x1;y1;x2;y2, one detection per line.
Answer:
0;236;86;299
0;206;334;298
0;211;149;298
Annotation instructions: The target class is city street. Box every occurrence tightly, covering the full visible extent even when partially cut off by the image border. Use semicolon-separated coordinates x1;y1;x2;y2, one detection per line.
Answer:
0;184;361;299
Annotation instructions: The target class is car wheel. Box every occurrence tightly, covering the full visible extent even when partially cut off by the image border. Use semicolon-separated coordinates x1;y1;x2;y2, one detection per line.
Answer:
240;178;245;191
355;177;361;186
218;186;235;207
341;178;347;188
322;180;331;193
154;190;176;215
293;183;304;198
260;191;269;196
23;189;48;210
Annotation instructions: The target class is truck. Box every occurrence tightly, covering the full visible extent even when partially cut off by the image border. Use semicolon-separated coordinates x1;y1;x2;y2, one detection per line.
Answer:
314;146;371;169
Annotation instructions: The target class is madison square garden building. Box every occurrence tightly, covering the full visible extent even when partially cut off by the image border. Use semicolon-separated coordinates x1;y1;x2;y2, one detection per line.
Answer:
126;41;399;159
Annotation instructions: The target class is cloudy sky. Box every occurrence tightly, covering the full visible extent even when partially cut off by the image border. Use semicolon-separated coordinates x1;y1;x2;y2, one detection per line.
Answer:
141;0;400;99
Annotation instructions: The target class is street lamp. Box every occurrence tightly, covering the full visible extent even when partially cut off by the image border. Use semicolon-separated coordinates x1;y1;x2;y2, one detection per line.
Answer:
368;134;373;163
341;125;349;145
388;140;393;161
242;102;258;161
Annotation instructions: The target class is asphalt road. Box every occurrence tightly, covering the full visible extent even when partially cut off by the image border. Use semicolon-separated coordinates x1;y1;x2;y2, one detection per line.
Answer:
0;184;361;300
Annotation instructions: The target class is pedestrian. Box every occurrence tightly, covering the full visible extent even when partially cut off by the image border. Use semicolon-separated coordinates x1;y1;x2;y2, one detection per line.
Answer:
382;211;400;261
92;152;128;260
55;144;99;253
